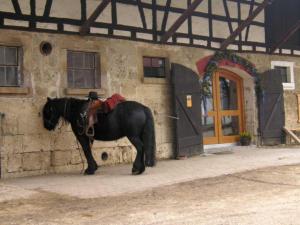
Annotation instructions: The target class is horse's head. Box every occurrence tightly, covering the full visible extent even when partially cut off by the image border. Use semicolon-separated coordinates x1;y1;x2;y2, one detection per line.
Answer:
43;97;61;130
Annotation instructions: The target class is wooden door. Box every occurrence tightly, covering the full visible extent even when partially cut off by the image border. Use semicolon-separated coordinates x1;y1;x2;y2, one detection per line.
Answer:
259;69;285;145
172;63;203;158
202;69;244;144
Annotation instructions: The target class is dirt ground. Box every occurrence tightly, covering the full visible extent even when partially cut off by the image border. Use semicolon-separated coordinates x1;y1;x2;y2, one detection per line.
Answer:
1;164;300;225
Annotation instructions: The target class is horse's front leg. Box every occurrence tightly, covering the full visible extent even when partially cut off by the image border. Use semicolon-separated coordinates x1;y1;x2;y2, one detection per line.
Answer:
76;135;98;175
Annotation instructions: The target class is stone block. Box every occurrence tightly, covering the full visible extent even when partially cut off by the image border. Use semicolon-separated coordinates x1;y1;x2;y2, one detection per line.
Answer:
71;149;86;165
121;146;133;163
157;143;174;159
3;135;23;154
51;150;72;166
23;134;52;153
7;153;22;173
22;152;42;171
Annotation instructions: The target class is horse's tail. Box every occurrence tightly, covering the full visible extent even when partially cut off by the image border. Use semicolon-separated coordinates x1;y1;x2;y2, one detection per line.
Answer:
143;107;156;167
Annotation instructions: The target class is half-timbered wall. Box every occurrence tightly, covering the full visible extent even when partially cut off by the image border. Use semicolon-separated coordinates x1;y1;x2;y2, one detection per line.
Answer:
0;0;298;56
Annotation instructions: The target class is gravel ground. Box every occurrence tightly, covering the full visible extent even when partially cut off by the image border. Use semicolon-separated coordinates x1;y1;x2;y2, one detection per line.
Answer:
1;164;300;225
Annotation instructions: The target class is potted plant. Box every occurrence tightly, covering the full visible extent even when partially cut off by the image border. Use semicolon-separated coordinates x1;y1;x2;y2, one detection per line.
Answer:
239;131;252;146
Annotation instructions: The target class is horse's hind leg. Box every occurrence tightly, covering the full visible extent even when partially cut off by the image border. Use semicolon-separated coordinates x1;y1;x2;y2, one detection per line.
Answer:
128;136;145;175
76;135;98;175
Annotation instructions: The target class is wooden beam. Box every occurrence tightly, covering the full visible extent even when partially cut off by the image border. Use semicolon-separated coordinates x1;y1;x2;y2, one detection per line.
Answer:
161;0;171;32
220;0;271;50
283;127;300;144
43;0;53;17
270;20;300;54
137;0;147;29
223;0;233;33
80;0;111;35
11;0;22;15
160;0;204;43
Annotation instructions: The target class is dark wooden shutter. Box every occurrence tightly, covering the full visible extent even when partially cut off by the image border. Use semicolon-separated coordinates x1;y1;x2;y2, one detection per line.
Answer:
258;69;285;145
172;63;203;158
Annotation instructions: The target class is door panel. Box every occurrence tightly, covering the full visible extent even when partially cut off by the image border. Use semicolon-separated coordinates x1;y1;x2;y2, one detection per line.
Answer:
172;63;203;157
203;69;244;145
259;69;284;145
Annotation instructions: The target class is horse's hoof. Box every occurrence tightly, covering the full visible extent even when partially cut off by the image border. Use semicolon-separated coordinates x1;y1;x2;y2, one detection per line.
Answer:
84;169;95;175
132;167;145;175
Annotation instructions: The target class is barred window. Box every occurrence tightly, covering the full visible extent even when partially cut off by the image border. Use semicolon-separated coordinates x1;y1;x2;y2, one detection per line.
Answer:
67;51;100;89
143;57;166;78
0;46;22;87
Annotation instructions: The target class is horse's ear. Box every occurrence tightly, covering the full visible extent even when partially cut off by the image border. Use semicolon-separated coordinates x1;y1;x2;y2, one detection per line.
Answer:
47;97;51;101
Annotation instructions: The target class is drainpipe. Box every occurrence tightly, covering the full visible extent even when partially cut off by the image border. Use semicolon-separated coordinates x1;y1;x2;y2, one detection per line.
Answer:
0;112;5;178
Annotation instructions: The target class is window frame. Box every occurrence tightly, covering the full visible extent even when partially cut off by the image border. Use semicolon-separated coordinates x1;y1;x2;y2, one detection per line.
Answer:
143;56;167;79
271;61;295;90
66;50;101;89
0;45;23;87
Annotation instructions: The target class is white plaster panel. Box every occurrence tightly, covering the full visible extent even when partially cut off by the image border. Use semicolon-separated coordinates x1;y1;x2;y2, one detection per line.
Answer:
117;4;142;27
136;33;153;40
177;37;189;44
192;17;209;36
144;9;153;30
35;0;47;16
212;0;225;16
213;20;229;38
90;27;109;34
167;12;188;33
227;1;238;18
239;4;265;22
195;1;208;13
36;22;57;30
156;0;167;6
156;10;164;31
0;0;15;12
114;30;131;37
63;24;79;32
87;0;111;23
50;0;81;20
194;39;207;46
171;0;187;9
18;0;30;15
247;25;265;43
4;19;29;27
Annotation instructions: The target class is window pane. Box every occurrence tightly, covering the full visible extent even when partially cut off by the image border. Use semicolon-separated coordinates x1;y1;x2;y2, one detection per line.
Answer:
84;53;95;69
6;67;18;86
0;47;4;65
143;57;151;67
85;69;96;88
0;67;5;85
222;116;239;136
5;47;17;65
144;67;153;78
275;66;289;83
73;70;86;88
219;77;238;110
202;116;215;137
72;52;84;69
67;69;74;88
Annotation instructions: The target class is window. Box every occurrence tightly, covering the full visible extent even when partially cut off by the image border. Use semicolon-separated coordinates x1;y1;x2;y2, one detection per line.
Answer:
143;57;166;78
271;61;295;90
67;50;100;89
0;46;22;87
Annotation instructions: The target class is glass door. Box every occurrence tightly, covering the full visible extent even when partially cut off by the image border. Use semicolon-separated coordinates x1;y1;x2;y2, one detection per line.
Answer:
202;70;244;144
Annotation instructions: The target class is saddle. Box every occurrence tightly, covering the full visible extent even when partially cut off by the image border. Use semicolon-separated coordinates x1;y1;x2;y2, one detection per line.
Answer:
83;92;126;137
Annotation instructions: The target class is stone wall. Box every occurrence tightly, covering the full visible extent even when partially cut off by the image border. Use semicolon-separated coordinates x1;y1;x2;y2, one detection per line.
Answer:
0;29;300;178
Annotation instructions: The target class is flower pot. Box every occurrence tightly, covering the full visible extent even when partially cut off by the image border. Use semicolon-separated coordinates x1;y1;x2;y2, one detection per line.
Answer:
240;137;251;146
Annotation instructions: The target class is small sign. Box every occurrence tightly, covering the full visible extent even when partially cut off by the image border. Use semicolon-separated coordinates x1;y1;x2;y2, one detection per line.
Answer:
186;95;192;108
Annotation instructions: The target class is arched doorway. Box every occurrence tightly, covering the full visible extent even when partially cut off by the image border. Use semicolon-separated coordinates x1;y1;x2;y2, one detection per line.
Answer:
202;69;244;145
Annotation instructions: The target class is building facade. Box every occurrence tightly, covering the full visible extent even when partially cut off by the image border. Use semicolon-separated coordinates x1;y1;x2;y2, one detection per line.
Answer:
0;0;299;178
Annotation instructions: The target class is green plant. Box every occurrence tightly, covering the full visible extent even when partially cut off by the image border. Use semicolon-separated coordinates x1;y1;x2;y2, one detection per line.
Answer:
240;131;252;139
239;131;252;146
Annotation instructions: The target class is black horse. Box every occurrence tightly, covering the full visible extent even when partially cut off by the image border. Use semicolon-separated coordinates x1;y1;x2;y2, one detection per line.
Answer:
42;97;156;175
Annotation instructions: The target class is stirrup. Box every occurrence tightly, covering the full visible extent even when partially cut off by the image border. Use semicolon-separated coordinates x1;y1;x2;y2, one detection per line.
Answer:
86;126;95;137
